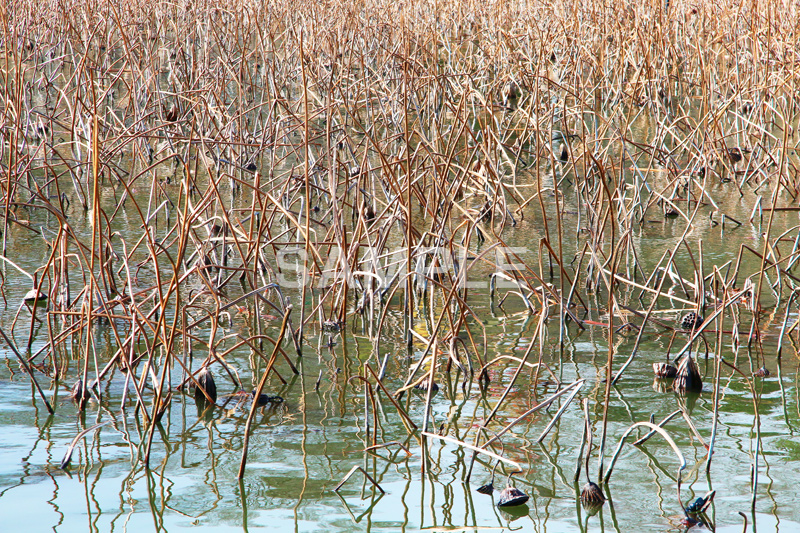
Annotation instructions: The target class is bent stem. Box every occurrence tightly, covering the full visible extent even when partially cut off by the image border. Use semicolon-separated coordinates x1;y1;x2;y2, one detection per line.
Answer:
238;308;292;479
604;421;687;516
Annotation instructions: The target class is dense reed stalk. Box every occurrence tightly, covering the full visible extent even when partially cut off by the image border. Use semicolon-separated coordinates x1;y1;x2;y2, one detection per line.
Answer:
1;0;798;523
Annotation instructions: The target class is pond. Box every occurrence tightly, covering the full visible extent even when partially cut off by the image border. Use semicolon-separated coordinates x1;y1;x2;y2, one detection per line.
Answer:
3;1;800;531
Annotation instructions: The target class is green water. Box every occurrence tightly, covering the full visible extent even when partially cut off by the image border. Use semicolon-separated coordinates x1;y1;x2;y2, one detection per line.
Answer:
1;186;800;532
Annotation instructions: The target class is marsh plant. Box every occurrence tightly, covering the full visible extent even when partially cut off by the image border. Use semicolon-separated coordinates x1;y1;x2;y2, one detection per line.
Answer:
2;0;800;530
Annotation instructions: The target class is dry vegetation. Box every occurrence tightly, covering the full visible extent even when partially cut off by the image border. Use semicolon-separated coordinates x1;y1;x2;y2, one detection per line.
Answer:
2;0;800;514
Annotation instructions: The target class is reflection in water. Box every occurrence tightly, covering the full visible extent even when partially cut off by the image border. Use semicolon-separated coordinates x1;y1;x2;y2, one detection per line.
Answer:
335;490;385;525
2;89;800;533
0;324;799;532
